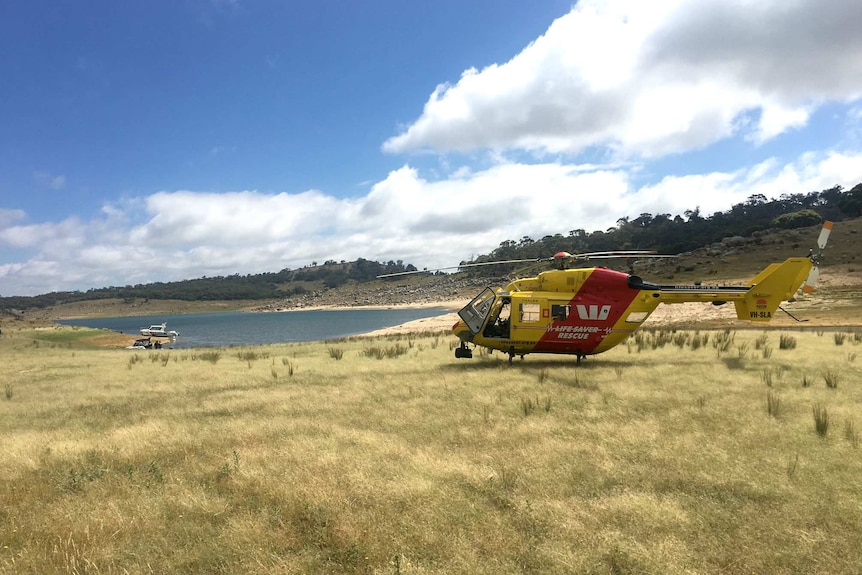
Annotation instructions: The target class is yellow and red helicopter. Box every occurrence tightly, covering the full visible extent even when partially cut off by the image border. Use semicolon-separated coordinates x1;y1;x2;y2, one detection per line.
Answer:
382;222;833;364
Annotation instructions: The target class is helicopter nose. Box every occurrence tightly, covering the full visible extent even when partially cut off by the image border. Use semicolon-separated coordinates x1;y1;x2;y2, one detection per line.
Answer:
452;320;473;342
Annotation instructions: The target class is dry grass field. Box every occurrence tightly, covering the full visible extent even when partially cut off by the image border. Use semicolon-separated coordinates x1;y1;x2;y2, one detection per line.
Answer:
2;323;862;574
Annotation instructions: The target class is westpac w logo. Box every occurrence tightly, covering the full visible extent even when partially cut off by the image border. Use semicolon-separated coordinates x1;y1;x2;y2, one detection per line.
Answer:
576;304;611;321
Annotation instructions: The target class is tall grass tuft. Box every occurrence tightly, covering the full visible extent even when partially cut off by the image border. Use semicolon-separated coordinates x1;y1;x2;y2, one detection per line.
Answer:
127;354;142;369
845;420;859;448
754;333;769;350
834;333;846;346
813;404;829;436
761;368;774;387
823;370;839;389
802;373;812;388
565;374;598;391
194;351;221;364
520;396;551;416
786;453;799;478
237;350;269;362
4;384;12;400
363;344;408;359
779;334;797;350
844;419;859;448
712;329;735;356
328;347;344;360
766;390;781;417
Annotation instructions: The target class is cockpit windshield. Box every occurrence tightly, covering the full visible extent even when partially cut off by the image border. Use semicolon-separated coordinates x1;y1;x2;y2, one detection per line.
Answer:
458;288;497;334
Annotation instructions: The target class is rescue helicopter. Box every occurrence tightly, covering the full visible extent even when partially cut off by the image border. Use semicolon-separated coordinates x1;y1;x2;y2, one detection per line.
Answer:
380;222;833;364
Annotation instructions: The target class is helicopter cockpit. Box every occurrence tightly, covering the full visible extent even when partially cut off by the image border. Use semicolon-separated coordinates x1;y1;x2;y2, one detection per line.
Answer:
482;296;510;338
457;288;511;338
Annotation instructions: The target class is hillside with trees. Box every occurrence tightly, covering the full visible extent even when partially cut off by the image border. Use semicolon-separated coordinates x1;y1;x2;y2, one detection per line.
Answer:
1;182;860;313
466;183;860;268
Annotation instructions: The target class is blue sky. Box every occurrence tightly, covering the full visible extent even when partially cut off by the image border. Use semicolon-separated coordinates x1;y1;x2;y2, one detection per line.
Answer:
2;0;861;296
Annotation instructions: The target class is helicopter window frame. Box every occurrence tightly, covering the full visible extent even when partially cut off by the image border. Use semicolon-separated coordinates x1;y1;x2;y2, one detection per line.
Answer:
551;304;570;321
519;302;541;323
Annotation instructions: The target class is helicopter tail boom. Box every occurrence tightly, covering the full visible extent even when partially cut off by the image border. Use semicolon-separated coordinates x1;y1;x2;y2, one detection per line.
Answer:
651;256;814;321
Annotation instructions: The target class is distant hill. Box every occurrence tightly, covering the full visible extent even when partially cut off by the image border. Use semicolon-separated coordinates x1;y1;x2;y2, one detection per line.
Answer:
0;258;416;312
1;182;860;315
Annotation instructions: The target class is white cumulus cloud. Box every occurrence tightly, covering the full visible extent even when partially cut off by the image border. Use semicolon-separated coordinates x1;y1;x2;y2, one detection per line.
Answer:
383;0;862;157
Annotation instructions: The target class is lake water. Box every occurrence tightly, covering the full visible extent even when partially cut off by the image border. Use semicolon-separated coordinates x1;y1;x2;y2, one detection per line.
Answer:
57;307;450;348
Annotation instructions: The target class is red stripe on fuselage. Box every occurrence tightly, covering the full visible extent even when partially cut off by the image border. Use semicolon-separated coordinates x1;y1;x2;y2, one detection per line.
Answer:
534;268;639;354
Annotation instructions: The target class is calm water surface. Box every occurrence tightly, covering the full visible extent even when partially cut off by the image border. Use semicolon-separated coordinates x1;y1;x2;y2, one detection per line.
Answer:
57;307;450;348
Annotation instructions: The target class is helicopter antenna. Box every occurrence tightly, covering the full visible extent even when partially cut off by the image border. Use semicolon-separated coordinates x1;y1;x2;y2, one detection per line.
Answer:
778;305;809;322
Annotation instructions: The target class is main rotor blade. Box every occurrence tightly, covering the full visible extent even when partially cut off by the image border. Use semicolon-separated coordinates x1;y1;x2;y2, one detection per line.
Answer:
376;251;676;278
570;250;658;258
376;258;541;278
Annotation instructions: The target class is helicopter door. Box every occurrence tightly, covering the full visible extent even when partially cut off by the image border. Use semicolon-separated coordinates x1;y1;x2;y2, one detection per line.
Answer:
458;288;497;334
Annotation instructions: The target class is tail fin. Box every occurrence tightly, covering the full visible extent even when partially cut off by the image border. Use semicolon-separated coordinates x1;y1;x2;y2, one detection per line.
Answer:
734;257;813;321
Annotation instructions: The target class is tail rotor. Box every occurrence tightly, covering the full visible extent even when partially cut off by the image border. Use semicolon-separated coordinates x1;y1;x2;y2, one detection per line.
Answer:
802;221;833;294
